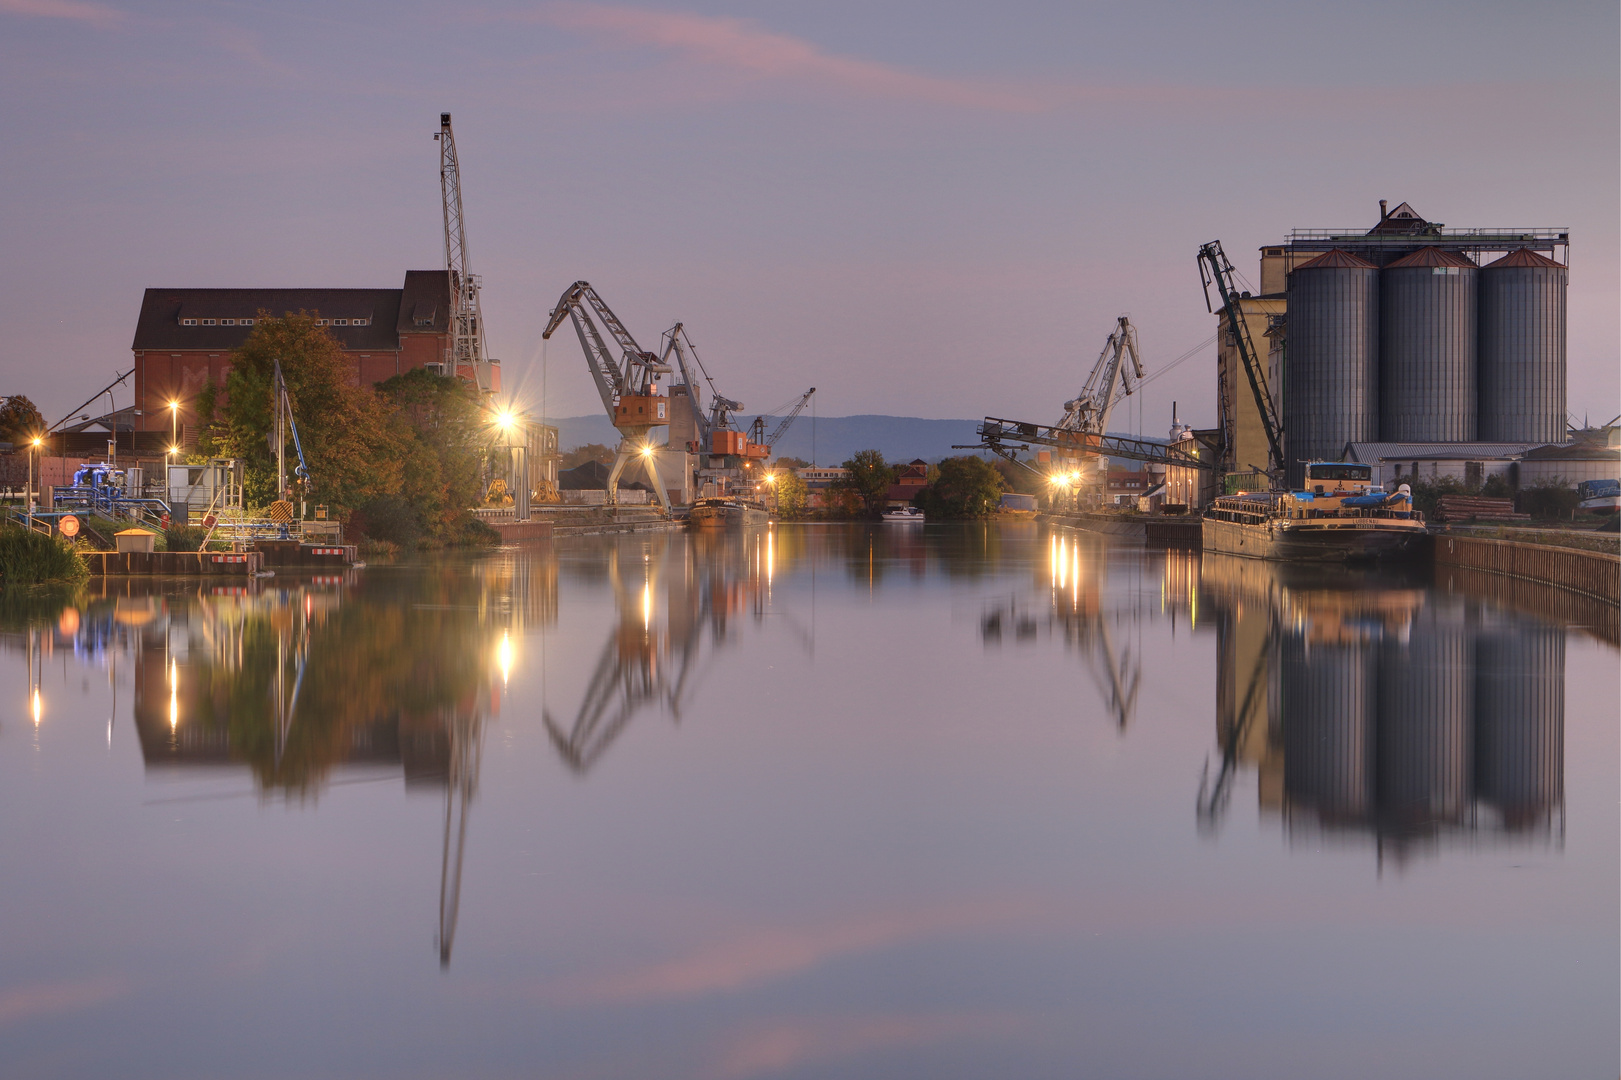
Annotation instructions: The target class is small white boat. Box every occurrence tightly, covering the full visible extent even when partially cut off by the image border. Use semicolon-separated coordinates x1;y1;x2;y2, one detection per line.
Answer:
881;506;925;523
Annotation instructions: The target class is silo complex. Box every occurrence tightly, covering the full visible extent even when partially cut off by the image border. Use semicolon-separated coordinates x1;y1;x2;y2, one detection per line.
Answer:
1283;249;1379;488
1478;249;1568;443
1281;635;1375;823
1376;607;1472;826
1379;247;1478;441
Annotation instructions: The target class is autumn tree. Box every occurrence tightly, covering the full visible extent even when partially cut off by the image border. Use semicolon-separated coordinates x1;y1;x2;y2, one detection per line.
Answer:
771;468;808;519
202;313;405;509
373;368;488;541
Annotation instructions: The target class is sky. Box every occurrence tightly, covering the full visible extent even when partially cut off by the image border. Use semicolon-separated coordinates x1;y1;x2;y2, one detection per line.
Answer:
0;0;1616;436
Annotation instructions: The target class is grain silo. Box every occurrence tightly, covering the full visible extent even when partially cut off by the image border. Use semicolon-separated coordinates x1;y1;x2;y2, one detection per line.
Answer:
1379;246;1478;442
1474;619;1564;831
1283;249;1380;489
1478;249;1568;443
1282;633;1375;825
1376;605;1472;827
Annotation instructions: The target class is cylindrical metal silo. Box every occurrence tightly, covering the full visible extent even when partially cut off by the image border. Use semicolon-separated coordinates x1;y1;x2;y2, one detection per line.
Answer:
1474;619;1564;831
1282;632;1376;826
1379;246;1478;442
1376;603;1472;831
1283;249;1380;489
1478;249;1568;443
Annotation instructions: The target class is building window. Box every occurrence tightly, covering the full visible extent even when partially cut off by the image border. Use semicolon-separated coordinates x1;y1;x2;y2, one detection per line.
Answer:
241;318;253;326
221;318;235;325
201;319;217;326
353;318;367;326
181;319;197;325
333;318;348;326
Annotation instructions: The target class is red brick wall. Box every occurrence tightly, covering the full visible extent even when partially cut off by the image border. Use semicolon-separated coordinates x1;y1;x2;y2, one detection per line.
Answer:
134;347;412;430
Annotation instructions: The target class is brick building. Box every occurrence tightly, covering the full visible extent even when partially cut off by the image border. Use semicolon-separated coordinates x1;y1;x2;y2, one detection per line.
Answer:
131;271;497;436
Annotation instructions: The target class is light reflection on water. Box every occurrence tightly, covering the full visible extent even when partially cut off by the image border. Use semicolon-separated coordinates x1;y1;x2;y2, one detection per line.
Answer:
0;524;1614;1080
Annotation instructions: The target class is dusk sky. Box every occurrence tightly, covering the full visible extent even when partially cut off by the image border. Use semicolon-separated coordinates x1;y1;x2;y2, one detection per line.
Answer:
1;0;1616;436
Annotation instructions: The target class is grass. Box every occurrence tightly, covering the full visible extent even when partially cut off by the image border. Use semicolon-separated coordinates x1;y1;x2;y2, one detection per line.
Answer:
0;521;89;587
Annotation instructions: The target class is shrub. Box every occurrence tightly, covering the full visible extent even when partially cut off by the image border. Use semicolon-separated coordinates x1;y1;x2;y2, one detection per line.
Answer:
350;495;421;550
1517;482;1580;521
0;522;88;587
165;525;207;552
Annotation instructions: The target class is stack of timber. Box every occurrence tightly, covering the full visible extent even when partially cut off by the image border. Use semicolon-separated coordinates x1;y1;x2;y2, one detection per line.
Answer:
1436;494;1528;522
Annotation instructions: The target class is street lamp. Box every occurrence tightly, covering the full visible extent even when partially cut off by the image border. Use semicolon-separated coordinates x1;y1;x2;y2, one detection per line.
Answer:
27;435;43;518
168;399;181;449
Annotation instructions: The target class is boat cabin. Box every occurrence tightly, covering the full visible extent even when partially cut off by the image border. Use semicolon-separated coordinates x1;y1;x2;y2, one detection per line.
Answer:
1298;462;1373;497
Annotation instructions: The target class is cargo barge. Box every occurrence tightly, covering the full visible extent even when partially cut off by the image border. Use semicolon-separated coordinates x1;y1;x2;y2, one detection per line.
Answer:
688;497;769;529
1202;462;1427;562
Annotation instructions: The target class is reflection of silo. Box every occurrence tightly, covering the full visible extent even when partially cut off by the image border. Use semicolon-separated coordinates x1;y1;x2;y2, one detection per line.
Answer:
1475;621;1565;829
1478;249;1568;443
1284;249;1379;489
1282;634;1375;823
1379;247;1478;442
1377;607;1472;827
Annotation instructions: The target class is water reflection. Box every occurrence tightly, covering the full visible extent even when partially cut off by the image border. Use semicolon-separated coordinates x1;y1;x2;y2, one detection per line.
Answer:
1196;554;1565;866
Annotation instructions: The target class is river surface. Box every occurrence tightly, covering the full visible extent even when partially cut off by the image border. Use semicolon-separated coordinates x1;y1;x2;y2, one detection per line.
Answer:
1;524;1616;1079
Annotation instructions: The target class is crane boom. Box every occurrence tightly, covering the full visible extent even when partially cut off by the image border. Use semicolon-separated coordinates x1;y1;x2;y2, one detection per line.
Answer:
438;113;493;393
1059;316;1143;435
756;387;816;449
1197;240;1284;476
660;324;744;448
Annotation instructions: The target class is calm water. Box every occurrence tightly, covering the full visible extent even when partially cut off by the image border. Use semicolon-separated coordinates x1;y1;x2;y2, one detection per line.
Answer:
1;524;1615;1079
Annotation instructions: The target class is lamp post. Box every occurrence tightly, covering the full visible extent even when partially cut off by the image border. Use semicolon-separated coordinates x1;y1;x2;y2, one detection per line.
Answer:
494;407;528;522
28;435;43;519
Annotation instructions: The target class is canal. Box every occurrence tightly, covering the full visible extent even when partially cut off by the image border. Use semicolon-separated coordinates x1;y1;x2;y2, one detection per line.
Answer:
1;524;1615;1079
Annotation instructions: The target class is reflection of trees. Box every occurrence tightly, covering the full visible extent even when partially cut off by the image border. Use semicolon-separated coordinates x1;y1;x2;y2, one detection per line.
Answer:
1198;555;1566;866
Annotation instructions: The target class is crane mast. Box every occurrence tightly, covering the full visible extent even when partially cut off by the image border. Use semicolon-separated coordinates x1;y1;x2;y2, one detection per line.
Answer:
1060;316;1143;435
747;388;816;455
437;113;493;394
1197;240;1284;477
542;281;671;511
661;323;745;452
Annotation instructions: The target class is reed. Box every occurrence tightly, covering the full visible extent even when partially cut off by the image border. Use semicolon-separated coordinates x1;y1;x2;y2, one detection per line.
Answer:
0;521;89;587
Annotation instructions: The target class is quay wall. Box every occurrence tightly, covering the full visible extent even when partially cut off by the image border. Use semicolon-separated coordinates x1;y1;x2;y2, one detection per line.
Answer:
1432;534;1618;604
1040;512;1146;539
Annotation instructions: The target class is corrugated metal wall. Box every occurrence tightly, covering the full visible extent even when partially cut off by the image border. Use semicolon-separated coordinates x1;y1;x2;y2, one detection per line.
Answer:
1281;636;1375;823
1283;265;1380;489
1380;263;1478;441
1376;607;1473;826
1474;620;1565;831
1478;264;1568;443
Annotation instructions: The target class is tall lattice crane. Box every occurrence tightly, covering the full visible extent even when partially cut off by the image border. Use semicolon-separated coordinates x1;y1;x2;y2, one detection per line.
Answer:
542;281;672;511
436;113;494;394
1197;240;1284;477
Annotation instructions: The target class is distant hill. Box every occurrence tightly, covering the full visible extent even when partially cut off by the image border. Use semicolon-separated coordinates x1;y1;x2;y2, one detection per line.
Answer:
549;413;1166;466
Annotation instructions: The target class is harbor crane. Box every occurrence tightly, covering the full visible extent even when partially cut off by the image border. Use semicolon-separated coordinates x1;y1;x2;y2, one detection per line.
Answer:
542;281;673;511
660;323;746;453
747;388;816;462
271;359;311;515
436;113;495;394
1197;240;1284;477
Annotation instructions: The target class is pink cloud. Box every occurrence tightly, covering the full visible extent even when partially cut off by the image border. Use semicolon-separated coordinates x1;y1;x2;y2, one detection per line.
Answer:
530;2;1053;112
555;897;1046;1004
0;974;131;1026
714;1012;1025;1079
0;0;123;28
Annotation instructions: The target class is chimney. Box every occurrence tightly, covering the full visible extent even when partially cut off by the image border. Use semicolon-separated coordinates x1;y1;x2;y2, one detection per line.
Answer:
1379;199;1388;220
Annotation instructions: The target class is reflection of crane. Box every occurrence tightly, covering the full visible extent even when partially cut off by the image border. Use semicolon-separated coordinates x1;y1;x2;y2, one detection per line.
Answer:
438;704;483;968
747;388;816;462
661;323;745;453
436;113;494;393
542;281;672;511
1197;240;1283;476
1195;626;1272;833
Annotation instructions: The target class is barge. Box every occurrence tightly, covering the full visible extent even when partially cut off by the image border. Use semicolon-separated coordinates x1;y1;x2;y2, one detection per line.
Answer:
1202;462;1427;562
688;497;769;529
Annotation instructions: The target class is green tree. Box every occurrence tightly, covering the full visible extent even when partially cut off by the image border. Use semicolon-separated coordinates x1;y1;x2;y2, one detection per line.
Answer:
915;455;1006;519
772;469;808;519
834;449;895;517
374;368;488;542
204;313;405;509
0;395;46;445
774;455;810;470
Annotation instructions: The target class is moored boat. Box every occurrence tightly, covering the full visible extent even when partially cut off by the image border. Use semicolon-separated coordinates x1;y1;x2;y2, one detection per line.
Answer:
1201;462;1427;562
881;506;926;523
688;497;769;529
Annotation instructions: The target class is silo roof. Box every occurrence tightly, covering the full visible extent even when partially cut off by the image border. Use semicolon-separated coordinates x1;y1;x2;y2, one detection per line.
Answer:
1483;248;1565;269
1292;248;1376;270
1384;246;1476;269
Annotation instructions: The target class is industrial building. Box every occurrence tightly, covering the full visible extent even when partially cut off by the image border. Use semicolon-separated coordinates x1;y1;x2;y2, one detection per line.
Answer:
1217;202;1580;492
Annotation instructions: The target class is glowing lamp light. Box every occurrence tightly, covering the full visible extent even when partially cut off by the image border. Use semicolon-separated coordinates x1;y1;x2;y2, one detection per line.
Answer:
497;630;513;687
640;443;655;458
31;688;42;727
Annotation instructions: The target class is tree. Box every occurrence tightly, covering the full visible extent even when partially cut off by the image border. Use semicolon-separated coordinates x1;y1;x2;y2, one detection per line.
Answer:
561;443;616;469
915;455;1006;519
834;449;895;517
772;469;808;519
0;395;46;445
374;368;487;542
202;313;405;509
774;455;810;470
